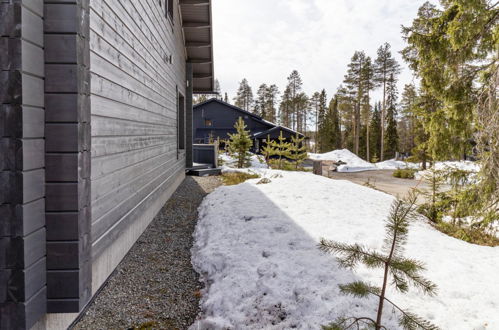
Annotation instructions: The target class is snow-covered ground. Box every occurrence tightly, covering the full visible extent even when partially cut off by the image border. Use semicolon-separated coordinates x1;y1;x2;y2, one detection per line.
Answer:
191;168;498;329
219;153;268;170
375;159;420;170
308;149;421;172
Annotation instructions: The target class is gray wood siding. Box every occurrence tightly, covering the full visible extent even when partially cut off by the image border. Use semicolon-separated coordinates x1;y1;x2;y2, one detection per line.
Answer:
89;0;187;257
0;1;47;329
44;0;92;314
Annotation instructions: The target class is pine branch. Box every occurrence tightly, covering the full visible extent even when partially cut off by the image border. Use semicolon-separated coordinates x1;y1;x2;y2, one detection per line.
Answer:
318;239;386;269
399;311;440;330
339;281;381;298
391;268;437;296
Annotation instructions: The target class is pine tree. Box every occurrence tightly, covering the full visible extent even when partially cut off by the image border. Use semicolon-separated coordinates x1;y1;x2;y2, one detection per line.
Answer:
224;92;229;103
320;193;439;330
321;96;342;153
234;78;254;112
265;84;280;122
384;74;399;159
255;83;269;118
344;51;367;156
289;134;307;169
226;117;253;168
285;70;304;131
214;79;222;100
261;135;276;167
271;132;292;170
362;56;375;161
374;43;401;161
279;86;293;128
310;92;321;152
369;102;382;162
336;85;356;152
295;92;309;133
399;84;418;155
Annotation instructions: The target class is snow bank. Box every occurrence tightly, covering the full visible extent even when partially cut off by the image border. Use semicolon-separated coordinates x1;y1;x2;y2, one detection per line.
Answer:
219;153;268;170
375;159;420;170
308;150;421;172
191;170;498;330
308;149;377;172
415;161;480;180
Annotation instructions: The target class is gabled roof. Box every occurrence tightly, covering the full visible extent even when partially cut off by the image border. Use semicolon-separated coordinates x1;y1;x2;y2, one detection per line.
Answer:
179;0;214;93
194;98;267;123
253;126;305;139
194;98;305;138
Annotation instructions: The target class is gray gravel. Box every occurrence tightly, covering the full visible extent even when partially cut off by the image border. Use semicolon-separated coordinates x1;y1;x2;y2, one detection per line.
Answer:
73;176;221;330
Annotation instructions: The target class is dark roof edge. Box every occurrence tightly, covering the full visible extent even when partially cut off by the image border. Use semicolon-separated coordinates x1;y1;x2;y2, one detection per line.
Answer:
194;98;264;121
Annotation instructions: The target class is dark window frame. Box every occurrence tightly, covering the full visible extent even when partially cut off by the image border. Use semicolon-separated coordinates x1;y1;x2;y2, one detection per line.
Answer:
177;91;186;152
166;0;174;24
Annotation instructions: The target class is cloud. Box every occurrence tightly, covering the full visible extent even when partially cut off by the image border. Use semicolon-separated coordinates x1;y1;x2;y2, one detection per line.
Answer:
212;0;427;102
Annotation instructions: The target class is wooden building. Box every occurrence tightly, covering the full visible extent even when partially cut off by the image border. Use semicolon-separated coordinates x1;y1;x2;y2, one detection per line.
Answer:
193;98;305;151
0;0;214;329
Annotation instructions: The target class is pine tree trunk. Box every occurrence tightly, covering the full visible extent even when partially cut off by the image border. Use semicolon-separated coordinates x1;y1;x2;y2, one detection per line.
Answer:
354;103;360;155
381;79;386;161
366;92;371;161
315;107;319;153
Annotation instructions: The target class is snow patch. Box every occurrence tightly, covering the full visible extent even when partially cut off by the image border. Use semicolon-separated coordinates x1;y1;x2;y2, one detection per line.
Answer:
415;161;480;180
308;149;377;172
191;170;498;330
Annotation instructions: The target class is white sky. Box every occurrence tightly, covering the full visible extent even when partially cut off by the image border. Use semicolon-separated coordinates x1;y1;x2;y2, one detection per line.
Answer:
211;0;428;103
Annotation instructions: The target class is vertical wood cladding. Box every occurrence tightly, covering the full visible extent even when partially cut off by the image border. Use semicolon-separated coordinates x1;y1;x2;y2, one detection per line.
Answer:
0;1;47;329
44;0;92;313
89;0;187;258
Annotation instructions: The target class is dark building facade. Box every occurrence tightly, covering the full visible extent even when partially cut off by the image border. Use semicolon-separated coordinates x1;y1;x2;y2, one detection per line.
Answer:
0;0;214;329
193;99;304;151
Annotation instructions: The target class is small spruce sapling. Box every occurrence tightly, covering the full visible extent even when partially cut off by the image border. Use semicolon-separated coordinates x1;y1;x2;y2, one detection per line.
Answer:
289;134;308;169
319;192;439;330
226;117;253;168
418;168;446;223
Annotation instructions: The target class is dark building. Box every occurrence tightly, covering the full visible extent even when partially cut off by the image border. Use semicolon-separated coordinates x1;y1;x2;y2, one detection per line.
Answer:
193;99;304;151
0;0;214;329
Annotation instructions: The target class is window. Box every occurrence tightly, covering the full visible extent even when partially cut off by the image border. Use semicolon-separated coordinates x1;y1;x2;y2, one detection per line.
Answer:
166;0;174;23
178;92;185;151
204;119;212;127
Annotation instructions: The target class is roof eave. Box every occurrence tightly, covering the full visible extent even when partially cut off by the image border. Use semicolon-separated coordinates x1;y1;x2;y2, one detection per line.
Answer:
179;0;215;93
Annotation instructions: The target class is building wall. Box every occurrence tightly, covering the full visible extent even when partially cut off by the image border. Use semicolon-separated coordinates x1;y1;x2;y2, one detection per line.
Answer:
1;0;191;328
0;1;47;329
193;101;272;142
88;0;187;295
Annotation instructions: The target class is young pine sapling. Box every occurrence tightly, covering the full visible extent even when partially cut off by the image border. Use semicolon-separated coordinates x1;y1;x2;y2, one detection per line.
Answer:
319;192;439;330
271;132;292;170
262;135;277;168
289;134;308;169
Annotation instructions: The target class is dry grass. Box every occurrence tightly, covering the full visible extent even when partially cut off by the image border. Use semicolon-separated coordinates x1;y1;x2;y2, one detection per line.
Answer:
221;172;260;186
435;222;499;247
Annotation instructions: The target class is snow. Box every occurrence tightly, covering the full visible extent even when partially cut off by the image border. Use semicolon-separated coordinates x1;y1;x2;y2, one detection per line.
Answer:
375;159;420;170
219;153;268;170
308;149;421;172
308;149;377;172
415;161;480;181
191;169;498;330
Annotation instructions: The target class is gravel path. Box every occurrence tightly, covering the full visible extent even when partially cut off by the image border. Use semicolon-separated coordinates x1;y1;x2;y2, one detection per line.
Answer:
73;176;221;330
